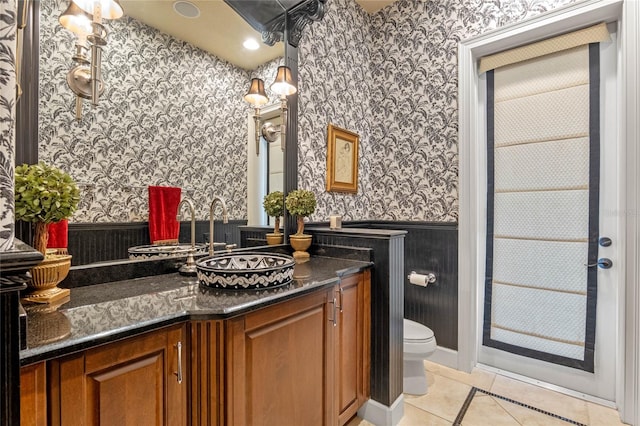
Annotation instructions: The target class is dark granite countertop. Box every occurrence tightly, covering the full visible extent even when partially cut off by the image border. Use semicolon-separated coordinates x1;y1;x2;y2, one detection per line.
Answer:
20;256;372;366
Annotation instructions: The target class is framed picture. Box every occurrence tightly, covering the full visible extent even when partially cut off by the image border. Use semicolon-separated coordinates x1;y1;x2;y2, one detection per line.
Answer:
326;124;359;193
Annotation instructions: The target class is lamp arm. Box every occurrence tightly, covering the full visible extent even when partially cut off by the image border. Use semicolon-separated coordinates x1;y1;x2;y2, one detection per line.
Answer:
254;108;261;156
280;96;287;152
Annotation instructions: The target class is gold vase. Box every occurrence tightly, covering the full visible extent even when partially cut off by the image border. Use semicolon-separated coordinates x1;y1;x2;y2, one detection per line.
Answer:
266;233;284;245
22;254;72;304
290;234;312;260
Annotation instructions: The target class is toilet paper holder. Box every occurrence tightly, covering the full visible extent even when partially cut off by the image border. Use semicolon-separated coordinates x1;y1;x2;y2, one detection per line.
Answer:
407;271;436;286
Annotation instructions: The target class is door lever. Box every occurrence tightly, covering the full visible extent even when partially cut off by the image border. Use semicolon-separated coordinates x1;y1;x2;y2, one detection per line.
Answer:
584;258;613;269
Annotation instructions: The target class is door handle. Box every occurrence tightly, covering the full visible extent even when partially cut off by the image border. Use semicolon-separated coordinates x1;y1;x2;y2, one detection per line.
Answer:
174;341;183;384
585;258;613;269
329;297;338;327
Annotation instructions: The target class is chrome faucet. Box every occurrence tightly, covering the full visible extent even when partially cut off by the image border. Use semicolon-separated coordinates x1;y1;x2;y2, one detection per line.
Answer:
209;196;229;256
177;198;197;275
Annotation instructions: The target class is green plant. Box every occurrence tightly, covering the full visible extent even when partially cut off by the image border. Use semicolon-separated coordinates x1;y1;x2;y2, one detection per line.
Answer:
263;191;284;234
15;162;80;255
285;189;316;235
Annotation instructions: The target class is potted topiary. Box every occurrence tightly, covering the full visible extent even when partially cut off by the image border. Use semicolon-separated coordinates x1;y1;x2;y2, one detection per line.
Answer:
285;189;316;259
263;191;284;245
15;162;80;303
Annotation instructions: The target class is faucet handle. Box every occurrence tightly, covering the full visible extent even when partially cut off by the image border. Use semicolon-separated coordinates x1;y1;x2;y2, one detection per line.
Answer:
225;244;237;253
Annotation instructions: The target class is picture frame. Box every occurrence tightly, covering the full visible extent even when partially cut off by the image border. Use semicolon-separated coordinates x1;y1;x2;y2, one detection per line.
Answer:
326;124;359;193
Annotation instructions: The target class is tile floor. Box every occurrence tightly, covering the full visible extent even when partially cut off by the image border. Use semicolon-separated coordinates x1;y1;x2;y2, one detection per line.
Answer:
348;360;629;426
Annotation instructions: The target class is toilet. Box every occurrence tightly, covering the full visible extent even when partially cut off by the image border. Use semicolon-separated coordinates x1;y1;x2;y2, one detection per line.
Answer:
403;318;437;395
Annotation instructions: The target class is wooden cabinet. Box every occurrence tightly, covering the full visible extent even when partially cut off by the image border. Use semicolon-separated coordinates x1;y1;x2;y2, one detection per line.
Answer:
48;323;187;426
20;269;371;426
189;320;225;426
226;287;337;426
335;269;371;425
221;270;371;426
20;361;47;426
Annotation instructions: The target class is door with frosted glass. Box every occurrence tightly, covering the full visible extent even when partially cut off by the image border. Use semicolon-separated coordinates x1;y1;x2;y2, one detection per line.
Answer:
478;31;619;401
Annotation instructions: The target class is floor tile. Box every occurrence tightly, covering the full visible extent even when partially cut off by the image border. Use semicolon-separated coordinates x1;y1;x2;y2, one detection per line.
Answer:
404;372;472;422
490;375;589;425
493;395;575;426
345;415;375;426
424;360;496;390
461;394;520;426
586;402;629;426
399;403;452;426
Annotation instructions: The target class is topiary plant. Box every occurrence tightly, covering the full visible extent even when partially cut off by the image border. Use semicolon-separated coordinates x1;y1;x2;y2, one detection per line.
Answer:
15;162;80;255
285;189;316;236
263;191;284;235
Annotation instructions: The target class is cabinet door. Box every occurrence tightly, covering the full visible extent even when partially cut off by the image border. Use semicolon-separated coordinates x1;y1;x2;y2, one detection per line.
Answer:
226;288;336;426
49;324;187;426
336;270;371;426
21;362;47;426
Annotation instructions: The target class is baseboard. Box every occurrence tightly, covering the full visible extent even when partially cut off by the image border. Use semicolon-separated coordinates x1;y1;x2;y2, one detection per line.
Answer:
428;346;458;370
357;394;404;426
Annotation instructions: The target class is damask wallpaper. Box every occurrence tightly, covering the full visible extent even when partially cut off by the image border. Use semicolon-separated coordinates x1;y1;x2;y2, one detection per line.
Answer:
0;0;16;250
297;0;578;223
39;0;281;223
32;0;580;226
297;0;373;222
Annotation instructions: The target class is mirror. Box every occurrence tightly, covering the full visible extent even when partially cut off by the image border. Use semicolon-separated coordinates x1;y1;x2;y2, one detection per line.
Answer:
32;0;288;264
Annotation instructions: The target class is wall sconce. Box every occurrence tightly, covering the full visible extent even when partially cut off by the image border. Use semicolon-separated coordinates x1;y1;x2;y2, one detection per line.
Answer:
59;0;123;119
244;78;269;155
244;65;296;155
270;65;296;152
261;122;280;143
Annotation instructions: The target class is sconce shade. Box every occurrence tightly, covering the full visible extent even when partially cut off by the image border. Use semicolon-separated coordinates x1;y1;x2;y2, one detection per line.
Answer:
244;78;269;107
59;2;93;35
72;0;124;19
270;66;297;96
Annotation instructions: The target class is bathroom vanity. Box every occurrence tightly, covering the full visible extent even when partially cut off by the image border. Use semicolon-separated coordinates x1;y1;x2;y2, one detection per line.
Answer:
18;256;372;426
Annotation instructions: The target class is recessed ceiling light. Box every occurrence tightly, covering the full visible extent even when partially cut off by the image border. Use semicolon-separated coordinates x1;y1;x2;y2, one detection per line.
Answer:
173;1;200;19
243;38;260;50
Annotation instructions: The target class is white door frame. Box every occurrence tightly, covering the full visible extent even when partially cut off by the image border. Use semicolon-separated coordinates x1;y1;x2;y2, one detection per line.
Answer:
457;0;640;423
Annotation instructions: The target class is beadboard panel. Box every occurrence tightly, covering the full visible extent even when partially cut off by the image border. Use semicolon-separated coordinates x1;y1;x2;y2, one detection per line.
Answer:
67;221;246;266
341;221;459;350
307;228;405;407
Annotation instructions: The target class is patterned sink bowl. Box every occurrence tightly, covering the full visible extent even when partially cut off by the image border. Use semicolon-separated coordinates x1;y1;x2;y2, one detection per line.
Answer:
128;243;208;260
196;252;295;290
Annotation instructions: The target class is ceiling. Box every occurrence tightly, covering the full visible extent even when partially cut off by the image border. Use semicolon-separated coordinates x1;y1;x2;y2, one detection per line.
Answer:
355;0;395;14
119;0;396;70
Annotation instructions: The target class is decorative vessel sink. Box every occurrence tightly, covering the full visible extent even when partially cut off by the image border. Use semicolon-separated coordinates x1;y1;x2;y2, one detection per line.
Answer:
196;252;295;290
128;243;221;260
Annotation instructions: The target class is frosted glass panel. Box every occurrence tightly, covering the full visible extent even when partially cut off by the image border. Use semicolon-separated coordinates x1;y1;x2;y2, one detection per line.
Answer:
492;283;586;343
494;190;589;240
494;45;589;102
493;238;588;293
485;42;596;367
494;85;589;146
494;137;589;192
491;328;584;359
